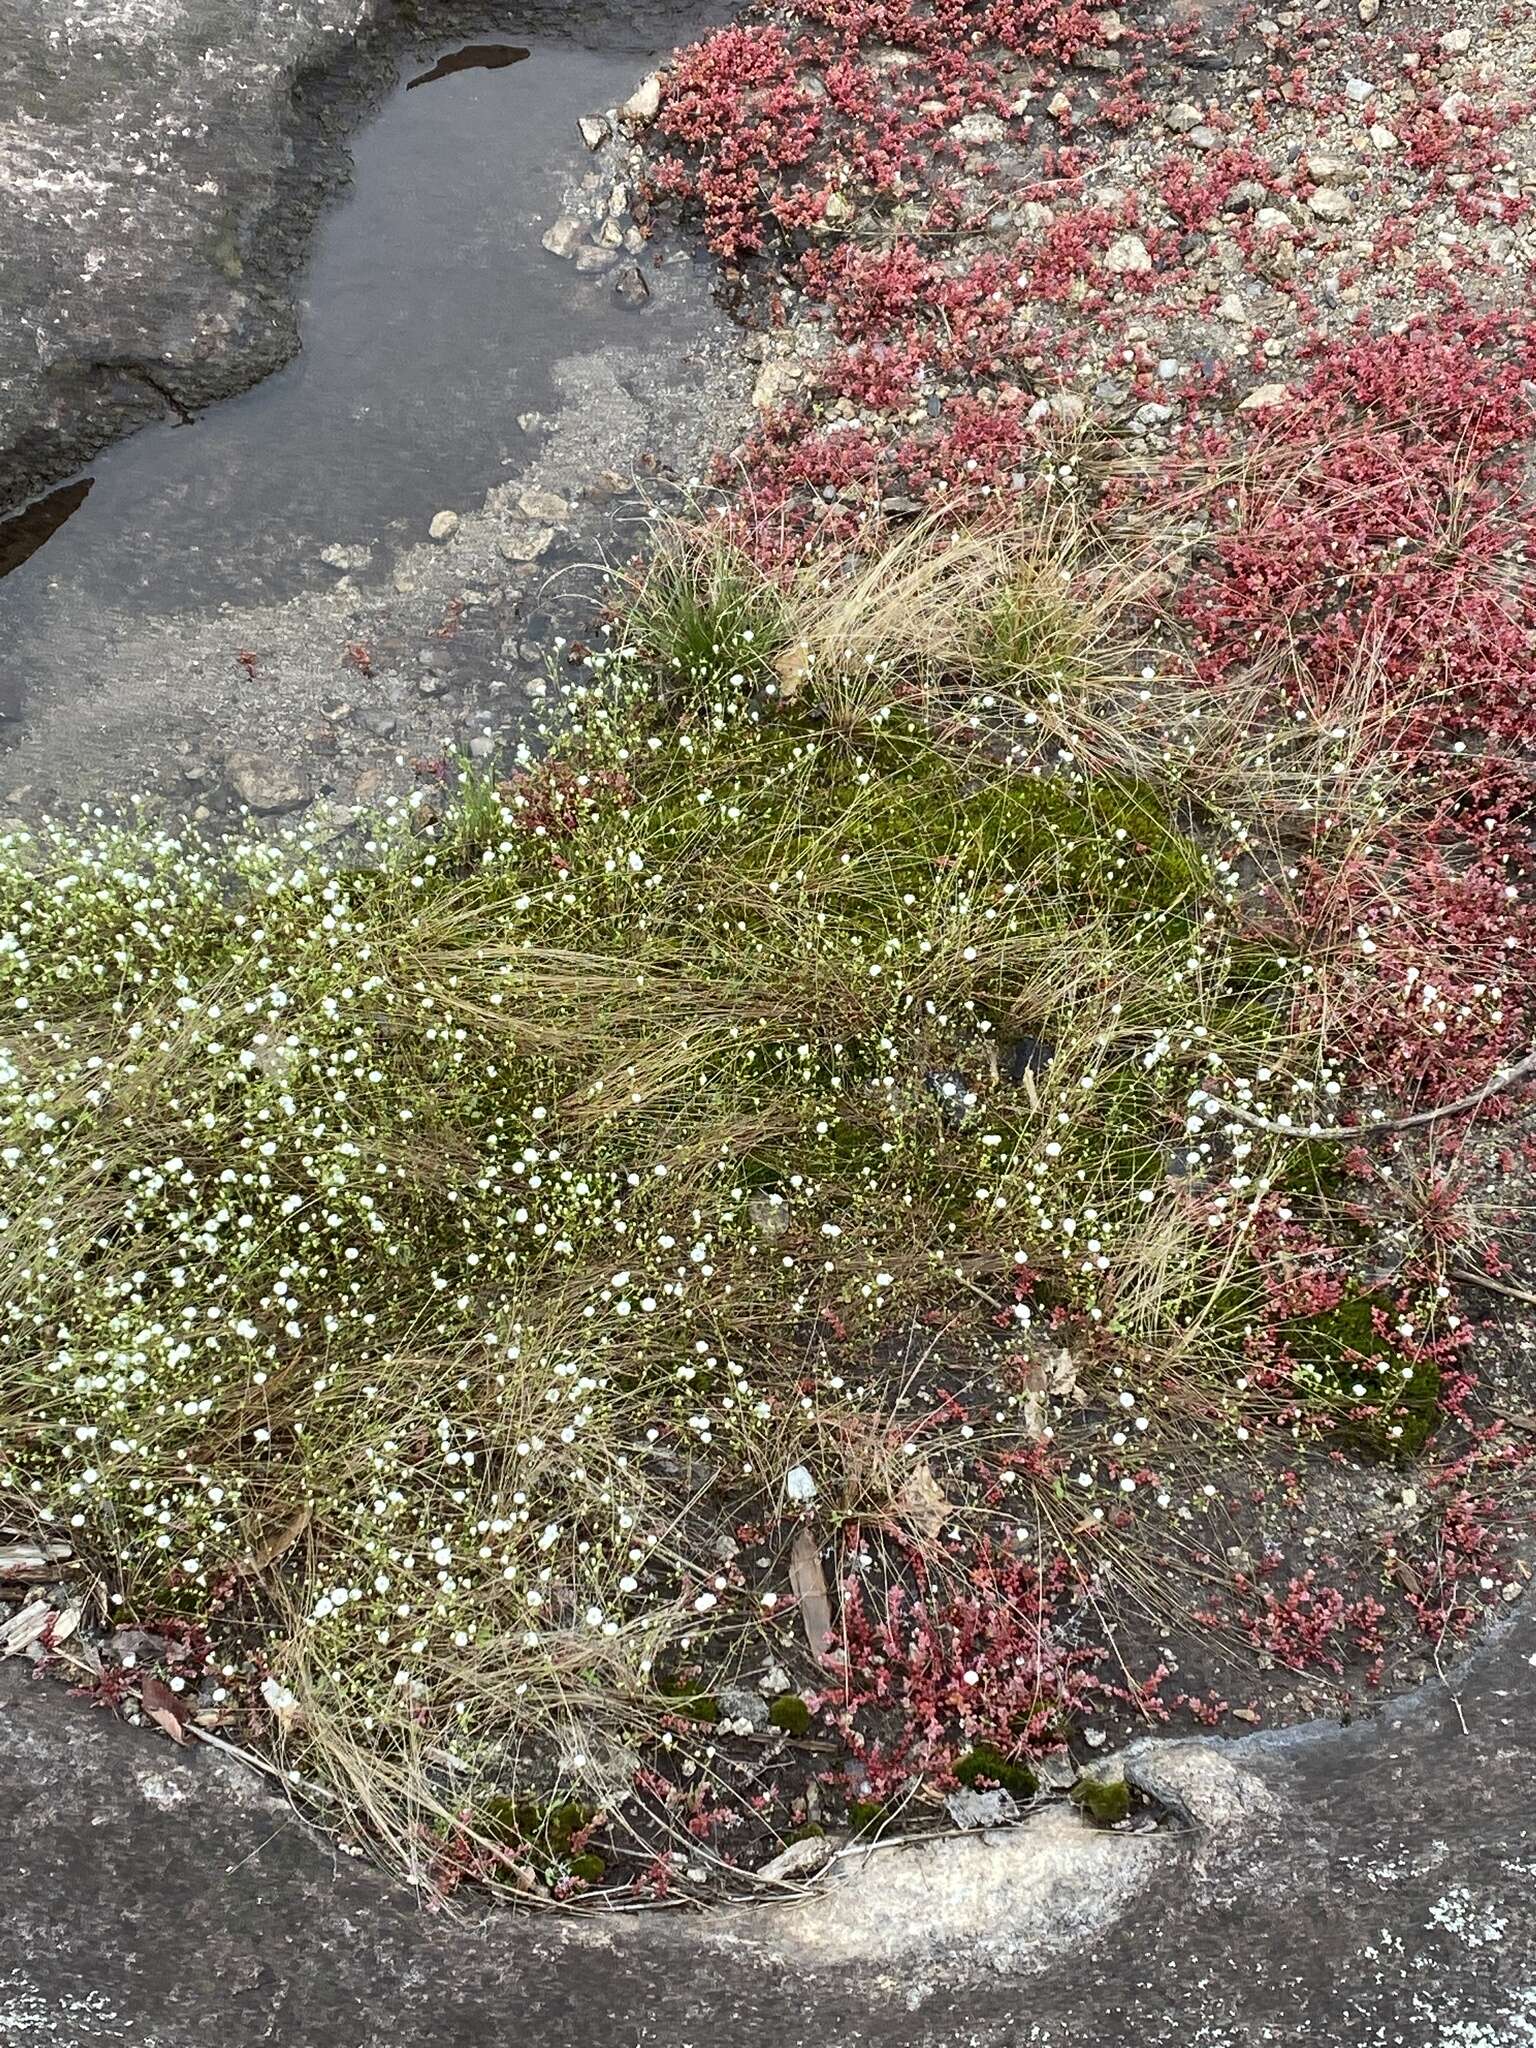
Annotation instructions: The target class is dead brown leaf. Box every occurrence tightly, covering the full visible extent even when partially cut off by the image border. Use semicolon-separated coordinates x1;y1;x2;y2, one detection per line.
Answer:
774;641;812;702
1015;1343;1080;1440
140;1673;190;1745
896;1457;949;1541
1386;1556;1425;1598
788;1527;833;1659
242;1501;312;1578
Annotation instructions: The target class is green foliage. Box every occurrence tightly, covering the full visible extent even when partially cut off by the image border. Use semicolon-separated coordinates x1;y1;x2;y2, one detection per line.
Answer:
0;530;1364;1881
768;1693;813;1736
953;1742;1039;1799
1283;1295;1440;1460
1070;1774;1131;1824
847;1798;893;1836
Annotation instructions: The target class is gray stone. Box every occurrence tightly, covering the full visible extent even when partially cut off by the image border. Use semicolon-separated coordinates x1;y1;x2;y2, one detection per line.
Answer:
1165;100;1204;132
614;264;651;308
0;0;379;515
225;752;308;814
1239;382;1293;410
948;112;1007;145
578;114;611;149
755;1834;836;1884
1303;153;1355;186
318;541;373;573
541;213;590;260
573;244;618;275
945;1786;1021;1830
1103;233;1152;274
716;1687;769;1733
497;525;556;563
428;510;460;542
784;1463;816;1504
1307;187;1354;222
517;487;571;525
622;73;663;126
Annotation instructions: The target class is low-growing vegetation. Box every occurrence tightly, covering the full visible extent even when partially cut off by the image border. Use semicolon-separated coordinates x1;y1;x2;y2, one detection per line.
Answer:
3;517;1526;1902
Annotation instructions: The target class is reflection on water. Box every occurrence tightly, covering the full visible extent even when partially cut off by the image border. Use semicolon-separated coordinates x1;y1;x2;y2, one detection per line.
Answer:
407;43;531;90
0;479;93;582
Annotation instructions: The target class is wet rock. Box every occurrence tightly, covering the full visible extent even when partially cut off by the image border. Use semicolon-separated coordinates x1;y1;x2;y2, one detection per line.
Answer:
225;752;309;814
428;510;459;542
319;541;373;573
577;114;610;150
573;244;618;275
541;213;589;260
0;0;379;516
622;73;663;126
497;525;555;563
517;487;570;524
614;264;651;308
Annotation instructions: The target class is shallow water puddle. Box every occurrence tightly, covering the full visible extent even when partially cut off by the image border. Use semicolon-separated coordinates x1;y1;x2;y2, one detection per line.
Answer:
0;32;696;634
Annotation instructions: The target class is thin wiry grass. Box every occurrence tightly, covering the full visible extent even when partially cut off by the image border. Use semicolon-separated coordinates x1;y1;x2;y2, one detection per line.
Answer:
0;514;1421;1900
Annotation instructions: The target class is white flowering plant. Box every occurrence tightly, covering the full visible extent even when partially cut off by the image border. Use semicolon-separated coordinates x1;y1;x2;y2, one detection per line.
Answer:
0;525;1462;1899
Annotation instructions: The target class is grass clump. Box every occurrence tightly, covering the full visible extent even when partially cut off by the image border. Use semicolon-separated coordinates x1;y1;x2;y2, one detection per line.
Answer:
0;520;1393;1896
